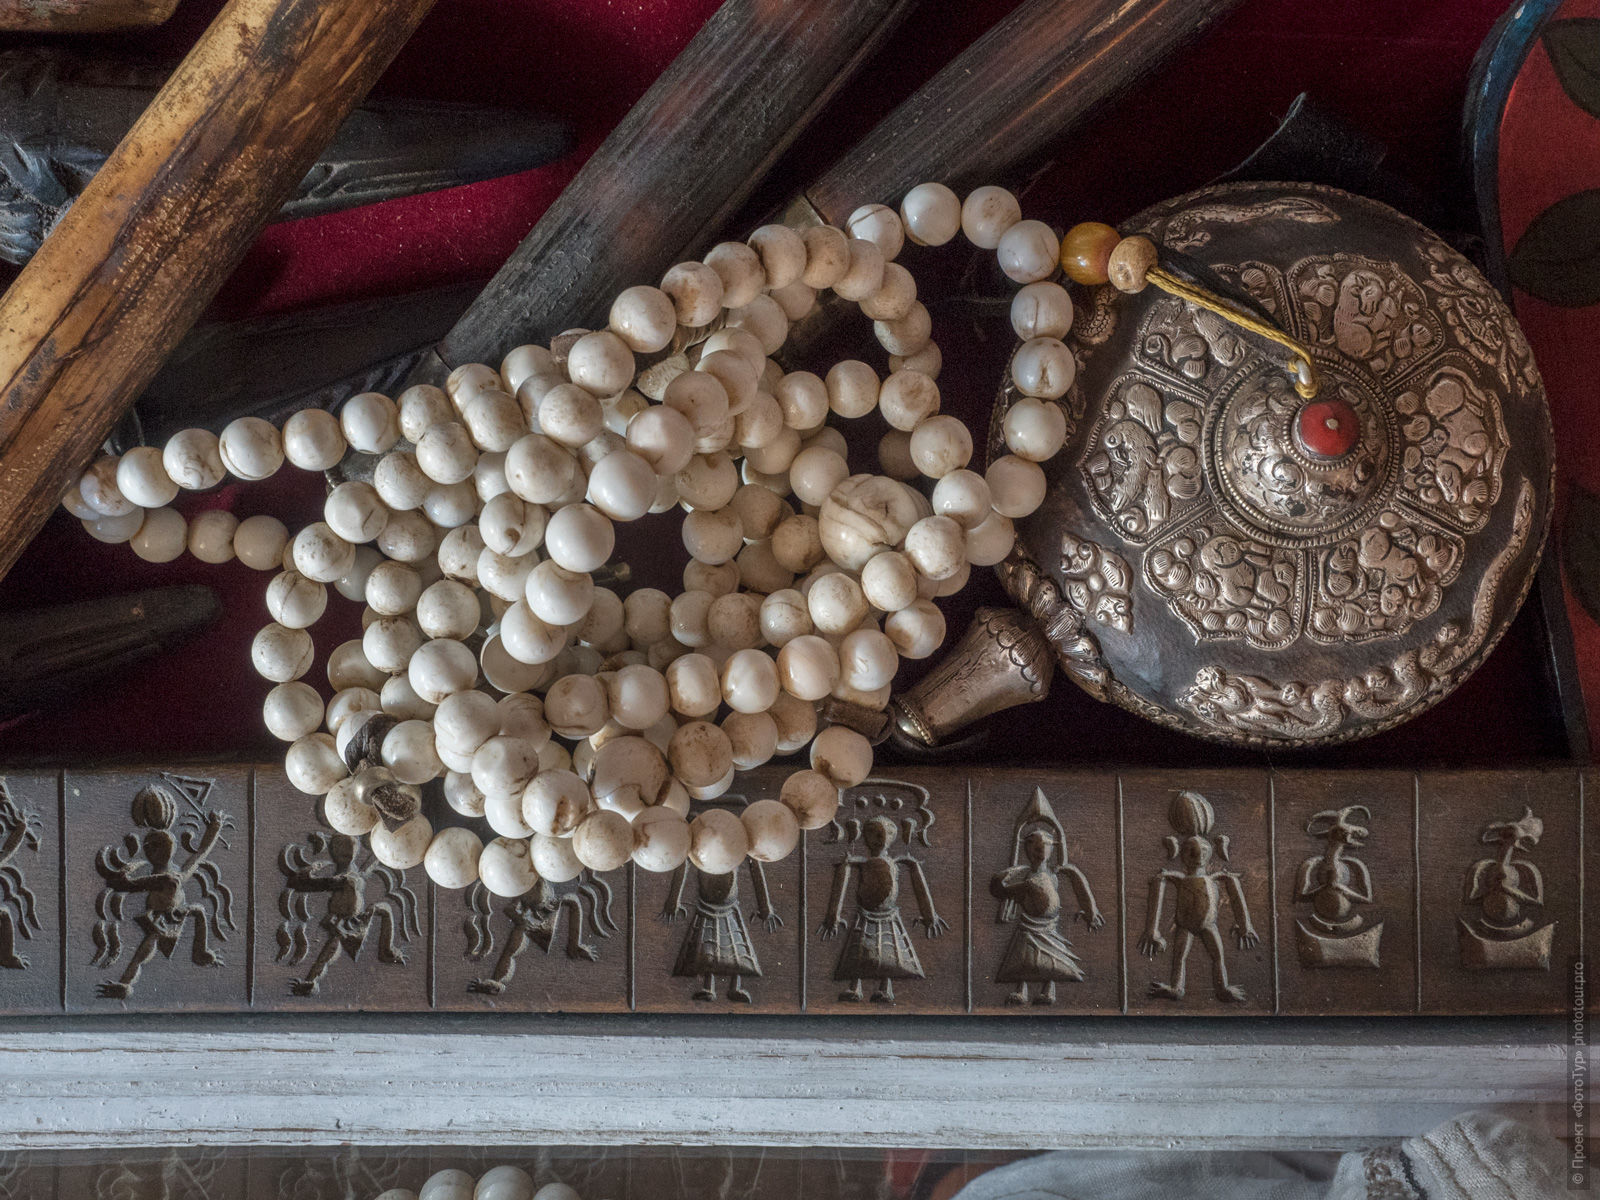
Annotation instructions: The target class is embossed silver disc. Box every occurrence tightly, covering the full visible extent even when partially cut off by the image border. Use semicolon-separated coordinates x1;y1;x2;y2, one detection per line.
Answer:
995;182;1552;748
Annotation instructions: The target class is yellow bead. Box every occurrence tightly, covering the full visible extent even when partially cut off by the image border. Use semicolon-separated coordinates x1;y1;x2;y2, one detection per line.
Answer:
1059;221;1120;285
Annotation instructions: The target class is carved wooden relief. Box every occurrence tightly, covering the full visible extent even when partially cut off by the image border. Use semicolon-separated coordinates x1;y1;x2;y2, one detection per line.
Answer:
56;1147;246;1200
0;762;1584;1015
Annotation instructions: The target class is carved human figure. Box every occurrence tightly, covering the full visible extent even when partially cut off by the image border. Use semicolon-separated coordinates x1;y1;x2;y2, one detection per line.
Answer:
990;788;1103;1005
1294;805;1382;968
1459;806;1555;970
662;859;779;1003
822;815;948;1003
467;872;616;995
277;832;418;996
91;783;234;999
1137;790;1260;1002
0;782;41;970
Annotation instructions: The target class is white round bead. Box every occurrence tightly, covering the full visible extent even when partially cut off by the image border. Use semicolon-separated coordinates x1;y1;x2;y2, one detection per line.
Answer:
961;185;1021;249
414;421;478;485
484;785;535;839
838;627;899;692
846;202;905;261
233;514;289;571
1010;280;1074;341
807;572;869;635
324;481;389;545
832;237;885;302
885;599;946;659
904;514;967;581
447;362;500;406
218;416;283;481
364;560;422;616
408;638;478;704
586;448;656;521
397;383;454;444
340;392;400;454
266;571;327;629
478;494;544;558
380;673;437;721
292;522;357;583
604;664;671;730
540;503;610;573
263;681;323;742
163;429;225;491
362;615;423;675
965;508;1017;567
433;690;499;756
930;469;993;530
505;434;578;505
660;260;723;326
777;634;839;701
668;721;735;798
900;181;962;246
874;301;932;357
130;507;186;563
774;370;829;433
500;600;566;665
373;451;431;511
632;807;691;873
728;295;788;356
545;674;610;739
689;808;749;873
666;653;721;717
908;414;973;478
810;724;874;788
282;407;347;471
417;579;480;641
787;446;848;509
747;223;807;289
374;509;436;564
572;809;633;872
720;648;779;714
997;219;1061;284
878;369;940;432
471;734;541;798
477;548;534;602
891;340;943;379
674;451;739;510
115;447;178;509
526;561;594;626
539;383;606;447
625;404;696;476
825;359;879;419
703;240;765;308
800;225;850;289
323;776;377;836
1010;336;1077;400
780;768;840;830
184;509;236;563
986;454;1048;519
609;284;677;354
462;389;526;453
529;833;584;883
478;836;538;898
369;815;432;870
523;769;593;837
423;826;481;889
859;550;918;612
285;733;347;794
721;709;777;769
742;798;800;863
252;622;313;682
1002;397;1068;462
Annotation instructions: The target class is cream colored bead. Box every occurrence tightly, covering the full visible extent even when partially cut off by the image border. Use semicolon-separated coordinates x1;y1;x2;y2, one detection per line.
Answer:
500;599;567;665
758;588;813;646
688;807;749;872
323;776;378;836
800;224;851;289
706;591;762;651
459;390;522;456
669;720;734;792
233;514;289;571
266;570;327;629
727;295;788;356
885;598;946;659
538;382;605;446
703;240;765;308
769;369;825;432
891;341;943;380
620;407;690;480
735;539;793;595
578;587;626;648
374;510;436;564
730;390;781;451
769;513;822;573
372;451;430;511
846;202;905;261
285;732;346;794
516;371;564;428
908;414;973;479
544;673;610;739
734;798;795;864
838;627;899;692
115;447;178;509
446;362;500;405
675;451;739;511
393;384;452;445
289;523;353;585
443;770;486;817
930;469;991;531
603;663;670;731
900;181;961;246
80;505;144;544
478;493;544;558
720;648;779;714
59;481;96;519
764;693;813;757
965;508;1017;567
571;810;632;872
183;509;235;563
476;548;532;602
609;284;677;354
666;589;711;648
476;836;537;898
327;640;385;693
660;260;724;326
526;560;594;626
80;457;136;516
802;426;848;462
623;588;673;647
263;680;323;742
986;454;1047;519
163;428;225;491
481;635;549;696
603;387;649;438
683;559;739;598
632;807;691;872
335;545;382;601
719;710;775;770
505;434;578;505
876;429;915;481
218;416;283;481
421;827;480;888
361;615;422;675
728;483;788;541
411;421;476;485
483;786;535;840
369;815;432;870
380;673;437;721
340;392;401;454
781;768;840;830
1010;280;1074;341
130;507;186;563
817;474;925;570
281;407;347;471
522;769;593;837
740;424;798;476
859;550;918;612
961;188;1024;252
407;638;477;704
787;446;848;509
324;481;389;544
433;690;499;756
832;237;885;302
497;691;550;746
807;572;869;635
586;448;656;521
746;222;806;289
676;507;738;566
904;514;966;581
777;634;839;700
1002;397;1068;461
432;527;480;585
875;301;932;357
666;652;721;717
471;734;541;798
696;350;757;420
770;279;817;322
810;724;874;788
860;261;917;322
877;369;940;432
997;219;1061;284
537;505;608;575
1010;336;1076;400
430;479;485;533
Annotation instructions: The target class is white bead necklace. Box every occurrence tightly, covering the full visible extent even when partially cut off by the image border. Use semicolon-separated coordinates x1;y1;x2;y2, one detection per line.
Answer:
65;180;1086;895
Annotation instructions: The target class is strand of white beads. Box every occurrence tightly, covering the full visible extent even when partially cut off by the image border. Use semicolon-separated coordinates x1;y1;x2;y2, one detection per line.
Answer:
378;1167;581;1200
65;182;1122;896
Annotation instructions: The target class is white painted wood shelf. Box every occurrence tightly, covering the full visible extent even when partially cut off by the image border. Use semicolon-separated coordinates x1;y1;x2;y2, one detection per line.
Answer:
0;1015;1567;1151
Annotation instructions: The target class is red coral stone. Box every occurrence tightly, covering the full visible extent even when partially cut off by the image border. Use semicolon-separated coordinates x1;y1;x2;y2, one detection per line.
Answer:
1296;398;1361;458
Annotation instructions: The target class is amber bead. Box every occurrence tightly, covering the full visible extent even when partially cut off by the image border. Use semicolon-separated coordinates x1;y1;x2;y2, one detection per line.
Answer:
1059;221;1121;285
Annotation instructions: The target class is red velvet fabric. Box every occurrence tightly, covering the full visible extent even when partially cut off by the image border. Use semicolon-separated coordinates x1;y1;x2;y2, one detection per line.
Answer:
0;0;1531;763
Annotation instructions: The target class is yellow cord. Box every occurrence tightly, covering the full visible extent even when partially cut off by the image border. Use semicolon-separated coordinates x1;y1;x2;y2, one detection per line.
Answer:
1146;266;1321;399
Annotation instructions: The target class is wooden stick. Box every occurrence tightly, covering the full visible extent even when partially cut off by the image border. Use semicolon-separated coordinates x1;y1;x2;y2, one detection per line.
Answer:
0;0;437;583
0;0;179;32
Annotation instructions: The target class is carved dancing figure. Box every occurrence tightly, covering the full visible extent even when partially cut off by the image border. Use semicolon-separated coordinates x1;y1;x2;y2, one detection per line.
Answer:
990;788;1103;1004
1137;790;1260;1002
1459;806;1555;970
0;782;41;969
822;815;947;1003
1294;805;1382;968
91;783;234;999
277;832;419;995
467;872;616;995
662;859;779;1003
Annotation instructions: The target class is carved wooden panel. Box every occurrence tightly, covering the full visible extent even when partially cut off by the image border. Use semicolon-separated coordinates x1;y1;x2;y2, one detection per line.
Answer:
0;761;1587;1015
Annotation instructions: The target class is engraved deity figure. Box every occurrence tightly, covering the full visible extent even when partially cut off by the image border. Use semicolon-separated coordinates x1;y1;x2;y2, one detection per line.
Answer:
1137;790;1260;1002
663;858;779;1004
990;788;1103;1005
467;872;616;995
277;832;419;995
1294;805;1382;968
1459;805;1555;970
822;815;947;1003
91;783;234;999
0;782;41;970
